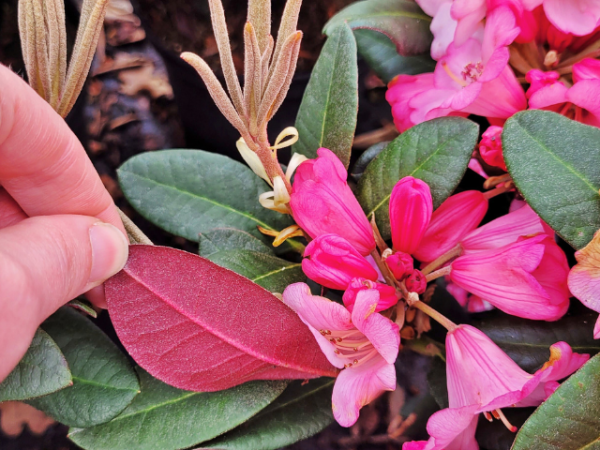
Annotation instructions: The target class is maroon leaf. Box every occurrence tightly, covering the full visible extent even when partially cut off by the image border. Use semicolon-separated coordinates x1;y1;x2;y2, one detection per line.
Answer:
106;245;336;391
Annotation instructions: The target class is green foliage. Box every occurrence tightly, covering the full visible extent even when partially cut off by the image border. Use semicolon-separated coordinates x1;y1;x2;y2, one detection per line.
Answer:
69;369;287;450
27;307;140;427
118;150;292;244
199;228;273;257
0;329;71;402
207;250;304;293
293;23;358;168
199;378;334;450
512;354;600;450
353;29;435;82
503;111;600;249
357;117;479;240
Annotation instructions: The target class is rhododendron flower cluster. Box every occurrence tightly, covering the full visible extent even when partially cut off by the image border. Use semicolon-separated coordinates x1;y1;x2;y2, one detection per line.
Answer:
281;147;582;434
387;0;600;173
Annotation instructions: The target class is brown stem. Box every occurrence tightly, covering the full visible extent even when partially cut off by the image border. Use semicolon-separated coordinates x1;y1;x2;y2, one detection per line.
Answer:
425;265;451;282
255;141;292;193
421;244;463;275
118;208;153;245
483;182;514;200
370;249;399;288
483;173;512;190
412;300;457;331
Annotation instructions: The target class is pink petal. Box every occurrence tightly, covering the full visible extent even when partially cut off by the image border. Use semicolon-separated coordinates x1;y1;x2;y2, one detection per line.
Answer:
351;290;400;364
416;0;449;17
332;357;396;427
430;2;460;60
402;442;428;450
389;177;433;254
343;278;398;313
543;0;600;36
567;80;600;127
536;341;589;383
568;230;600;313
425;406;480;450
528;80;569;109
573;58;600;82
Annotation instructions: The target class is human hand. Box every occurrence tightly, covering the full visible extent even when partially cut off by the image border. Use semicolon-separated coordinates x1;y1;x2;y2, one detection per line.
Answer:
0;65;129;382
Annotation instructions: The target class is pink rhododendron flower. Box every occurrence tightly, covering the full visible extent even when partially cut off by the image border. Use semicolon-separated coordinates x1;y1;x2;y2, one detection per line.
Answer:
568;230;600;339
290;148;376;256
302;234;378;291
282;283;400;427
404;325;589;450
522;0;600;36
479;125;507;171
384;251;414;280
389;176;433;254
414;190;488;263
343;278;398;313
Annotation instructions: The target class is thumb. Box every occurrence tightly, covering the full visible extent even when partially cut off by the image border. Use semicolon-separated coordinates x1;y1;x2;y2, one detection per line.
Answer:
0;215;129;382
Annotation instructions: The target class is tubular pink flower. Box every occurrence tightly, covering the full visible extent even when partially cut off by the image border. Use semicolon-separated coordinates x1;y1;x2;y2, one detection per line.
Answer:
479;125;507;171
290;148;376;256
302;234;378;290
460;204;548;254
384;252;414;281
342;278;398;313
449;235;567;320
389;177;433;254
282;283;400;427
414;190;488;264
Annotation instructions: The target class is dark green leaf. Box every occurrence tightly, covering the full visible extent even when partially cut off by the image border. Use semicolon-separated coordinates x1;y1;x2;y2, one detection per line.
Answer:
293;23;357;168
118;150;292;244
357;117;479;240
476;408;534;450
199;378;334;450
350;141;389;183
0;329;71;402
511;353;600;450
353;29;435;83
207;250;304;293
472;311;600;373
69;369;287;450
199;228;273;257
503;111;600;249
67;298;98;318
324;0;432;56
27;307;140;427
427;356;448;409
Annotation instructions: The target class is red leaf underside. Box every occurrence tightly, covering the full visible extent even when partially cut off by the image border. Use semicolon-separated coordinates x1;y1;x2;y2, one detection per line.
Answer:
106;245;336;391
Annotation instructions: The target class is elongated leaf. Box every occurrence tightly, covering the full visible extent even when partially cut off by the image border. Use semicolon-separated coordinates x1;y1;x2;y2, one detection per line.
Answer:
118;150;292;243
503;111;600;249
293;23;357;168
357;117;479;240
199;228;273;257
106;245;336;392
324;0;432;56
208;250;304;293
511;354;600;450
473;311;600;373
200;378;334;450
0;329;71;402
69;369;287;450
353;29;435;83
27;307;140;427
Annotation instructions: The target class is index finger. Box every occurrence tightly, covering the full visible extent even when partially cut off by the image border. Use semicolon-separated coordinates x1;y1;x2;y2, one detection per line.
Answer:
0;65;125;235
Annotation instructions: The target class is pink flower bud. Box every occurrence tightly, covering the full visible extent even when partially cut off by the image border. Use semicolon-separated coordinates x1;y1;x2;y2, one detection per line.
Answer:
525;69;560;98
290;148;376;256
384;252;414;281
479;126;507;171
389;177;433;254
413;190;488;264
405;269;427;294
302;234;378;290
343;278;398;313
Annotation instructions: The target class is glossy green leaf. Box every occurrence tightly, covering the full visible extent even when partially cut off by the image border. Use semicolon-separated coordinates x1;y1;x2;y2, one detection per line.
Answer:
27;307;140;427
512;353;600;450
473;311;600;373
357;117;479;240
350;141;389;183
207;250;304;293
293;23;357;168
69;369;287;450
324;0;432;56
67;298;98;318
199;228;273;257
118;150;292;244
199;378;334;450
353;29;435;83
427;356;448;409
0;329;71;402
503;111;600;249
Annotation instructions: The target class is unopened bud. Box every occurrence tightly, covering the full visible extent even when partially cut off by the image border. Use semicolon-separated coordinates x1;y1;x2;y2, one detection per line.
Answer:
479;126;507;172
405;269;427;294
384;252;414;281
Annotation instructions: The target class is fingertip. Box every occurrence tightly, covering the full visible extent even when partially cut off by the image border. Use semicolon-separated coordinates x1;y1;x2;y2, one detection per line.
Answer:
87;222;129;288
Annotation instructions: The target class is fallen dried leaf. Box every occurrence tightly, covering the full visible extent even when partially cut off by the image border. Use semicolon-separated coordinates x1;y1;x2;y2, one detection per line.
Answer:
0;401;55;437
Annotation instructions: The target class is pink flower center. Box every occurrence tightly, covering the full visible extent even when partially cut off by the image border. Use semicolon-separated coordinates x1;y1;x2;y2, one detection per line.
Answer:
319;329;378;369
461;62;484;83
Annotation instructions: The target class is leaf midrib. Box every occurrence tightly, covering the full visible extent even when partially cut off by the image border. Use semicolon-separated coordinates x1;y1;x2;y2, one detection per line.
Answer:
72;376;139;393
124;170;276;231
252;264;302;283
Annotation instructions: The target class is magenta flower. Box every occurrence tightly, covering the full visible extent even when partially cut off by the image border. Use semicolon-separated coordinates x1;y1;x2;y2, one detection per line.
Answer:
282;283;400;427
302;234;379;291
404;325;589;450
478;125;507;171
414;190;488;264
342;278;398;313
389;176;433;254
290;148;376;256
522;0;600;36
